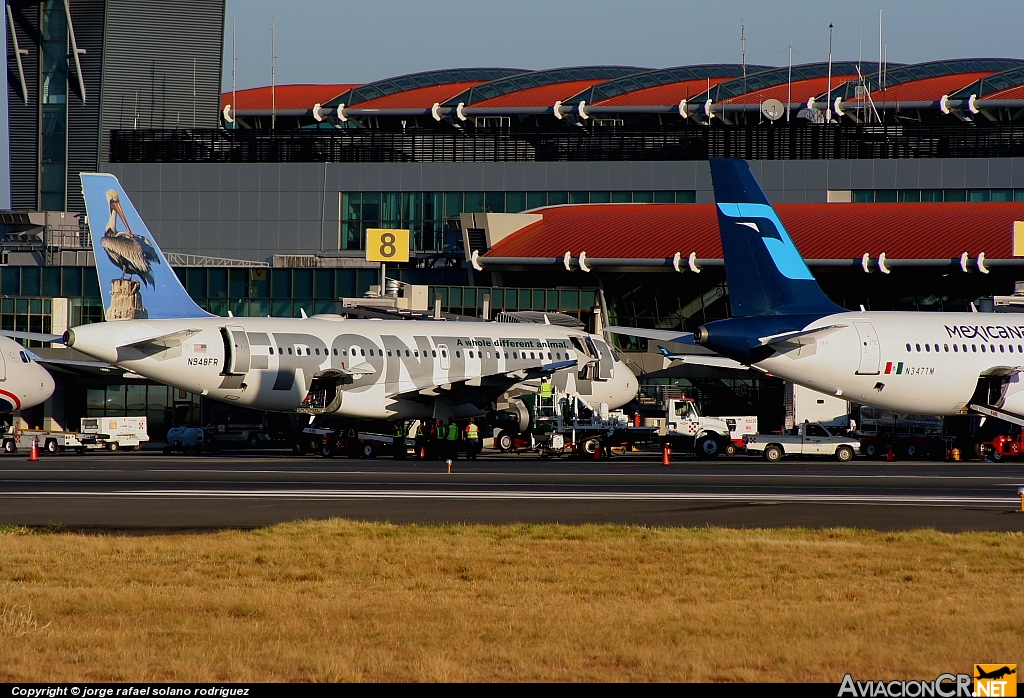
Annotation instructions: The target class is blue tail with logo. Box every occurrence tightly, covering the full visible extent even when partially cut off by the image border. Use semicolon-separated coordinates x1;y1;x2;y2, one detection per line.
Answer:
710;159;843;318
80;173;212;321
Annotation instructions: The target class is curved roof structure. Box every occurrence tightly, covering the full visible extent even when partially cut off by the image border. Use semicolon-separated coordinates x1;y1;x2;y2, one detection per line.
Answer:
568;65;754;106
952;66;1024;100
326;68;523;108
446;67;648;108
221;58;1024;120
828;58;1024;102
485;202;1024;261
221;84;356;111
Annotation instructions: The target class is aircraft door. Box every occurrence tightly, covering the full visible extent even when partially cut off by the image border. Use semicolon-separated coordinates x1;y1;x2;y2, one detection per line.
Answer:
437;344;450;371
224;325;251;374
584;337;610;381
854;321;881;375
0;350;7;380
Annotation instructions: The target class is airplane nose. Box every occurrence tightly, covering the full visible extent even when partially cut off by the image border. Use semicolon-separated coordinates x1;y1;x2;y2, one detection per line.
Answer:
37;365;55;398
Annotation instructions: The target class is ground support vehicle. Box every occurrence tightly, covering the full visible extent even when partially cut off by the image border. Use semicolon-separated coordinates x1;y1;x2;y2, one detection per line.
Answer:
854;406;950;459
319;429;414;459
660;398;738;458
164;426;206;454
744;422;860;462
206;411;296;452
2;428;98;454
495;391;656;458
80;417;149;451
981;433;1024;461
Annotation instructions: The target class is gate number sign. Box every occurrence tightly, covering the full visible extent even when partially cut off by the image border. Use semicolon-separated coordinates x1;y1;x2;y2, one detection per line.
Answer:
366;228;410;263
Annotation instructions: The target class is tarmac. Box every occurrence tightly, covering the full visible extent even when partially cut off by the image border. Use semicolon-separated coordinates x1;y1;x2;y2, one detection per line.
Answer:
2;448;1024;531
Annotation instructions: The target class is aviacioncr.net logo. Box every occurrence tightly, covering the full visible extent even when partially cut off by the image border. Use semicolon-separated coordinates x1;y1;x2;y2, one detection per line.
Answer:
838;673;973;697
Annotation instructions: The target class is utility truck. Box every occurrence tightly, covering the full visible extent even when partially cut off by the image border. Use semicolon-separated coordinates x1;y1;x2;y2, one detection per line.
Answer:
743;422;860;462
661;397;736;457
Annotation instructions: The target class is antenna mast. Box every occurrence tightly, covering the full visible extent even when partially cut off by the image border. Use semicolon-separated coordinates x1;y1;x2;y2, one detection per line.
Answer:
741;19;746;106
787;38;793;123
271;17;277;130
231;17;236;129
826;23;834;122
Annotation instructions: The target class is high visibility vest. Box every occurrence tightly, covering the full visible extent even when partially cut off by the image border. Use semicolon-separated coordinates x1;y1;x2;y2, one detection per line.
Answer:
540;382;553;398
465;423;479;440
446;423;459;440
395;424;405;438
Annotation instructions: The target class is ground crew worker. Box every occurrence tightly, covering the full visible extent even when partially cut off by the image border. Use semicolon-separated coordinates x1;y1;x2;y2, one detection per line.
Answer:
539;377;554;416
445;417;460;460
464;418;480;460
429;419;444;460
393;421;407;459
413;420;426;459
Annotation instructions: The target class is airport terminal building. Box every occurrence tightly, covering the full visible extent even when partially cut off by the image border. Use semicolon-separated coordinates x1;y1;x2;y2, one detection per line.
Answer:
7;0;1024;434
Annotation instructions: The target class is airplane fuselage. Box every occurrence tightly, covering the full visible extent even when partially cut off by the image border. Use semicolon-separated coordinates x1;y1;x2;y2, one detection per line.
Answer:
730;311;1024;415
66;316;636;419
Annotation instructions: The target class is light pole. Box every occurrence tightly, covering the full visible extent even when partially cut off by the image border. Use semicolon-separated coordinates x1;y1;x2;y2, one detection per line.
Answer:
826;23;834;123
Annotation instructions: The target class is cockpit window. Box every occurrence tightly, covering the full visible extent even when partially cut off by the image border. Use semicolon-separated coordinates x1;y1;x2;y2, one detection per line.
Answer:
18;351;29;363
611;350;621;363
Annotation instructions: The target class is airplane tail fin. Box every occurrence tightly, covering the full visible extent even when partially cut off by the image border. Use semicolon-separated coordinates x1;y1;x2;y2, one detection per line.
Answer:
80;173;211;321
709;159;843;318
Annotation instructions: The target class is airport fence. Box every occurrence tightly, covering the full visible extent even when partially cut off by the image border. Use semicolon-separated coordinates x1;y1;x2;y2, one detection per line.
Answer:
109;124;1024;163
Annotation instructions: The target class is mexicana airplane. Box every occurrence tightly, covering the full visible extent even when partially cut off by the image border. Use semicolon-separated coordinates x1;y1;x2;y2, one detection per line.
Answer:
608;158;1024;426
66;173;637;421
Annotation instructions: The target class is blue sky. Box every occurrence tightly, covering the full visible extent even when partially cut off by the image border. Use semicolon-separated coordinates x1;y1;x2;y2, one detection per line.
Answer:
224;0;1024;89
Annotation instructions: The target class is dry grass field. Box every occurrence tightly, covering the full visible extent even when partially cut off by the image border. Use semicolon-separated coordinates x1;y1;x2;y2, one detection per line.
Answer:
0;520;1021;682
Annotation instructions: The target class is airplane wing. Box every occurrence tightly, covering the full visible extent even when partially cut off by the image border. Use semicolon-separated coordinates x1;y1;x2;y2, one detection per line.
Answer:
604;325;695;345
115;328;203;362
758;324;847;347
341;362;376;376
657;345;750;371
0;330;65;344
30;354;113;369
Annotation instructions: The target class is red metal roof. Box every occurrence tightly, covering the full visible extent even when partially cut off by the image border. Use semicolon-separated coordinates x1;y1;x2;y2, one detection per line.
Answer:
471;80;607;109
850;72;994;103
221;84;356;111
352;82;483;109
485;203;1024;260
721;75;858;104
593;78;733;106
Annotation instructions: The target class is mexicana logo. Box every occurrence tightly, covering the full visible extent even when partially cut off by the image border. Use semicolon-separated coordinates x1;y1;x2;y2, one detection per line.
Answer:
717;202;815;281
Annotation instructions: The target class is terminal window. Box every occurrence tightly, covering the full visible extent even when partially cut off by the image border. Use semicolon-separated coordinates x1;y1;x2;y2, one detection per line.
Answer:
340;190;696;251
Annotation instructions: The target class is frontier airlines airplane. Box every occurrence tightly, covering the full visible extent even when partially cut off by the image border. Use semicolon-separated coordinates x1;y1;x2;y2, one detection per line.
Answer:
608;158;1024;426
66;173;637;422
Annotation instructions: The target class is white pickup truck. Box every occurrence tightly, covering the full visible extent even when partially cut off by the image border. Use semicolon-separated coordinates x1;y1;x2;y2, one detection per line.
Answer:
744;422;860;462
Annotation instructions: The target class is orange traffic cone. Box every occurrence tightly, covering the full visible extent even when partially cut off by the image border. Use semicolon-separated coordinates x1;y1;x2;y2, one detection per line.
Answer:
28;437;39;461
662;442;672;466
886;444;895;462
593;441;601;459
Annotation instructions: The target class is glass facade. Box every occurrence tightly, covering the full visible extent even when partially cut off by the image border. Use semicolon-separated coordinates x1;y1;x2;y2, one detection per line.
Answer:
852;189;1024;203
40;0;68;211
429;285;599;328
340;190;696;251
86;383;201;437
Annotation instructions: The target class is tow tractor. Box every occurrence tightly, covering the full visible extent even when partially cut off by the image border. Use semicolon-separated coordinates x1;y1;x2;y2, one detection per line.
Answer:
1;427;100;454
495;390;656;457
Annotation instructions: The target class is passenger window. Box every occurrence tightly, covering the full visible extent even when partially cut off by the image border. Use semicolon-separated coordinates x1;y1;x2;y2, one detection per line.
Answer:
469;351;474;358
456;351;461;358
361;349;365;356
916;344;921;352
981;345;987;353
333;348;338;356
307;348;312;355
1011;346;1016;353
973;345;977;352
1001;345;1005;353
513;352;518;359
944;344;948;352
953;344;958;352
405;350;410;357
906;343;911;351
530;352;535;359
963;344;968;352
288;347;293;355
925;344;930;352
432;350;437;358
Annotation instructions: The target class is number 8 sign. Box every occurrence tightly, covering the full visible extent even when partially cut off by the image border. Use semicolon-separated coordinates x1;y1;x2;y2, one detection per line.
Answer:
365;228;410;263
